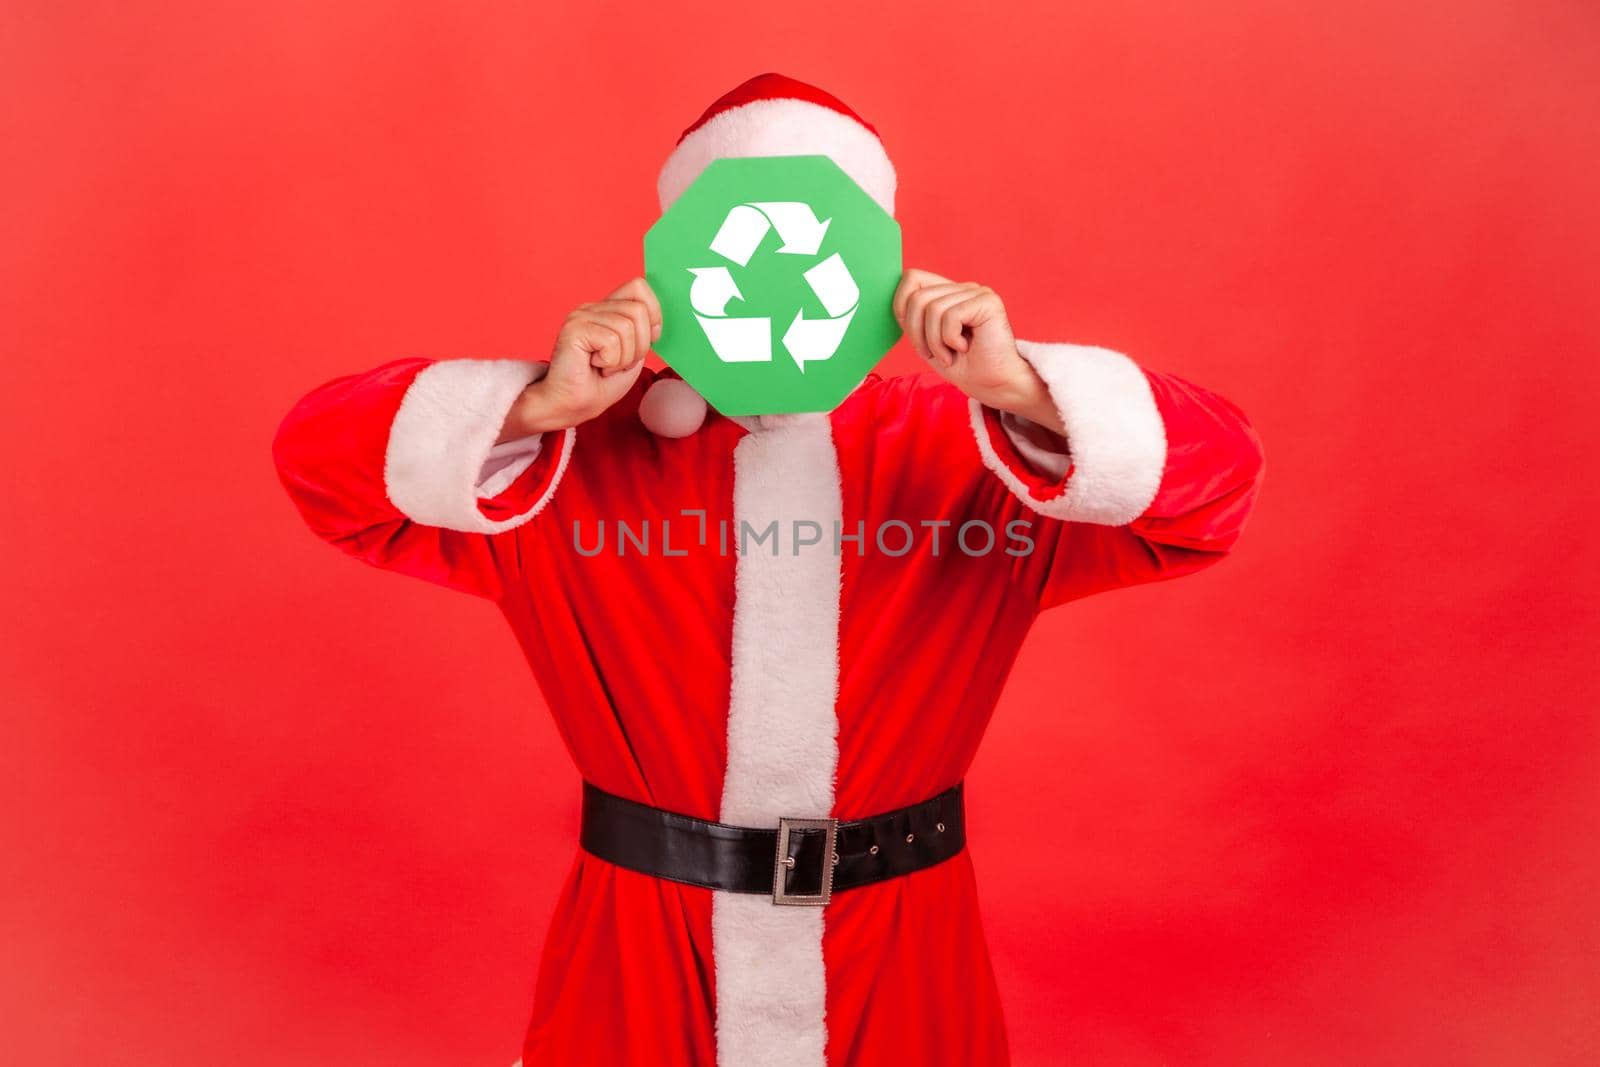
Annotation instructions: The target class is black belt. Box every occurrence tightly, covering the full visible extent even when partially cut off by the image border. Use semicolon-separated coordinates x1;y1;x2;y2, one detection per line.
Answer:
579;779;966;906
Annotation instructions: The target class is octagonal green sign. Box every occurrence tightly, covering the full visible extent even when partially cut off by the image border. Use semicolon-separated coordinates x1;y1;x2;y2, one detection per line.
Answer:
644;155;903;416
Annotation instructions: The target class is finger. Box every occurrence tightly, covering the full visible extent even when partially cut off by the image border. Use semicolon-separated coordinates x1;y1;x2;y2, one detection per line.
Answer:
911;281;969;302
902;280;966;326
926;288;975;365
594;300;655;367
904;282;966;362
948;290;1003;344
583;301;652;366
923;289;969;367
570;319;625;373
622;302;653;366
605;278;664;340
584;310;638;373
893;270;925;326
938;287;988;355
902;284;932;360
893;268;951;326
581;311;633;371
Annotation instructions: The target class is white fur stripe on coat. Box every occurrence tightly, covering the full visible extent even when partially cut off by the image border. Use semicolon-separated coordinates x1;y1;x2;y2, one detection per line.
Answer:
714;411;844;1067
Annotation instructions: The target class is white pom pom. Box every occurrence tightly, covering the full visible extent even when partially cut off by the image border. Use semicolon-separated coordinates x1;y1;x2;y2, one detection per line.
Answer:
639;377;710;438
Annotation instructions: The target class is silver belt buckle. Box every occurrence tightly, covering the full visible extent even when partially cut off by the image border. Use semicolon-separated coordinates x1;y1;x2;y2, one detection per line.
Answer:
772;816;839;906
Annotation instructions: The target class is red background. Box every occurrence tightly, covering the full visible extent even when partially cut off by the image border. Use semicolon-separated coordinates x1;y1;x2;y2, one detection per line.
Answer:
3;2;1596;1064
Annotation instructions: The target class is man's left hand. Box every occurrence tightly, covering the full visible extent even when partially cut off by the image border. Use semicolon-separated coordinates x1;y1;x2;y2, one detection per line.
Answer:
892;269;1063;435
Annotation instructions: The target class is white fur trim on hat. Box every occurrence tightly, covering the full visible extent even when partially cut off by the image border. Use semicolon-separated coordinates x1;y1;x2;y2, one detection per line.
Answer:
384;358;574;534
658;98;896;216
969;340;1167;525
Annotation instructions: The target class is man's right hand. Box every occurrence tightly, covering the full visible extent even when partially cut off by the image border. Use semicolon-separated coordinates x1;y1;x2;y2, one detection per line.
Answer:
498;277;662;440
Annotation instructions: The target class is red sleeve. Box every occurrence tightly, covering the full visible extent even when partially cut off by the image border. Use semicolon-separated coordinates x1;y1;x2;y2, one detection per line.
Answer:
270;356;575;602
968;340;1265;609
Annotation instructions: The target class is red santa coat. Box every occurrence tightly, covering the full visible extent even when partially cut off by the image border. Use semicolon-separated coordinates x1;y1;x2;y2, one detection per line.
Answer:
271;338;1264;1066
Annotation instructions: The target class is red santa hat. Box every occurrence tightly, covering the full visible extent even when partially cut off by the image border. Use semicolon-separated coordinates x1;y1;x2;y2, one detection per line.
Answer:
639;73;896;437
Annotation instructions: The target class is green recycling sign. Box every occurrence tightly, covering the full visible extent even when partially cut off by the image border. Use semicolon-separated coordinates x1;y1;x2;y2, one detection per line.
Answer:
644;155;903;416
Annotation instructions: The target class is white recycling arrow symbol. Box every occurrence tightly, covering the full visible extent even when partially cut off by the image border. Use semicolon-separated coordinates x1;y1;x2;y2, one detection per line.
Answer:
688;202;859;372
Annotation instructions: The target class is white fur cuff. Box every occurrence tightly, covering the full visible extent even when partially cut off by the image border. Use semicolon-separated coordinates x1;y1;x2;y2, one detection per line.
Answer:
384;359;573;534
971;340;1167;525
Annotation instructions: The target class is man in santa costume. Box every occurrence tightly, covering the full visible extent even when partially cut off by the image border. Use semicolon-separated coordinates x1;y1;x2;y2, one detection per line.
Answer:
272;73;1264;1067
